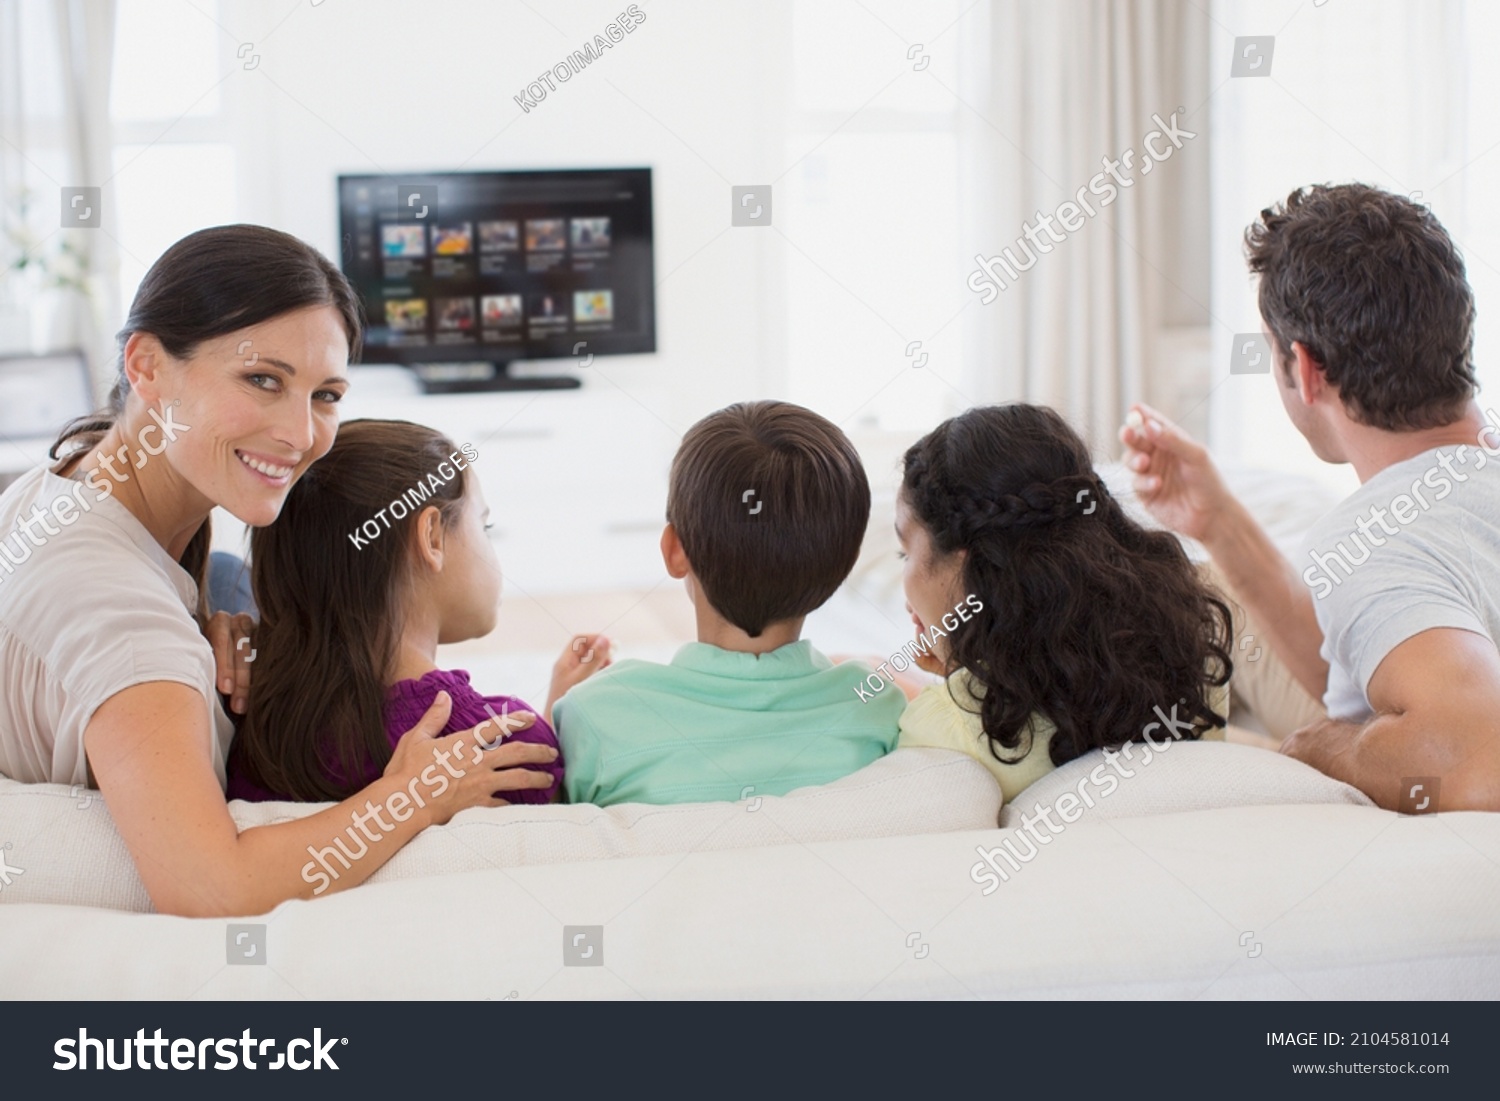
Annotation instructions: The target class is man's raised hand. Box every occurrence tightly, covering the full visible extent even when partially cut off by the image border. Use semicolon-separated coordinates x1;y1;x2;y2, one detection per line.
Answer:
1118;402;1231;545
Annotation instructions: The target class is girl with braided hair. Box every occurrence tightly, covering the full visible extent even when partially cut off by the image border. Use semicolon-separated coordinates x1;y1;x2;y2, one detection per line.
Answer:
894;403;1233;801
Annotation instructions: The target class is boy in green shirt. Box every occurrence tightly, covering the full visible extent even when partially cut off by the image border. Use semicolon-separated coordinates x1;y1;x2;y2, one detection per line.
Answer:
554;401;903;806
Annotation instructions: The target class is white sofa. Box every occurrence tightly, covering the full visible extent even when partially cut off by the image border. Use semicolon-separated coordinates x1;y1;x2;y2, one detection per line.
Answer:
4;741;1498;999
4;466;1499;998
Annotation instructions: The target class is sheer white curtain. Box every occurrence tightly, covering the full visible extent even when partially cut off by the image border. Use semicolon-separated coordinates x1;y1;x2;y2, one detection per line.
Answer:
957;0;1211;451
0;0;119;392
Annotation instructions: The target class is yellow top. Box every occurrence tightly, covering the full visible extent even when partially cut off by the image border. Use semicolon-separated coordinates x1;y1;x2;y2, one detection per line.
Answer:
897;670;1227;804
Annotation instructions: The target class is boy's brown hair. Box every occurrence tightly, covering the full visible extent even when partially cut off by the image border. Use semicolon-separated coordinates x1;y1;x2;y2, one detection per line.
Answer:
666;401;870;637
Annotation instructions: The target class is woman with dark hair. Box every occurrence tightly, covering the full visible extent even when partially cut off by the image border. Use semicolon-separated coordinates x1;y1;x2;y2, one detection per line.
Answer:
894;403;1234;801
0;225;556;916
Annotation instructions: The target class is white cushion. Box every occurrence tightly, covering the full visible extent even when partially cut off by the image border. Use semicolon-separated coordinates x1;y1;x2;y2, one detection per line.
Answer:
0;748;1000;913
999;740;1372;828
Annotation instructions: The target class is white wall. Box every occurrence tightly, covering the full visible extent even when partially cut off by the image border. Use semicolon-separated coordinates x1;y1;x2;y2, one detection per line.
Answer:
224;0;793;432
111;0;1500;574
183;0;982;587
182;0;810;586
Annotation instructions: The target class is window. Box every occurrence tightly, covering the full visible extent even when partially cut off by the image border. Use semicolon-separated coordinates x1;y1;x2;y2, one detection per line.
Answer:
783;1;969;432
1209;0;1489;493
109;0;238;321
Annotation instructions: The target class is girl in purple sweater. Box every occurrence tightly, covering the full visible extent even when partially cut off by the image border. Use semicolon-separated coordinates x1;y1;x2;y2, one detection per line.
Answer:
227;419;610;804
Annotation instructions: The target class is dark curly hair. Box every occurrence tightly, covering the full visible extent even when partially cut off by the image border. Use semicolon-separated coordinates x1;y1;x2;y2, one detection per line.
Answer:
1244;183;1476;431
901;403;1233;769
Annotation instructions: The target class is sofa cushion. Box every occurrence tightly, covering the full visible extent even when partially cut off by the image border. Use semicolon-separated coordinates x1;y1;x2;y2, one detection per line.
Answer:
999;739;1373;828
0;748;1000;912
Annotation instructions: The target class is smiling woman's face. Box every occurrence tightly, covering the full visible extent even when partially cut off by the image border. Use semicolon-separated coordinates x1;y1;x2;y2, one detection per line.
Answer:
130;305;351;527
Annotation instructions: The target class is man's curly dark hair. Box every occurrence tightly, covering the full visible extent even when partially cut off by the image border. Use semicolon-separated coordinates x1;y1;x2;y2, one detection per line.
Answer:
901;403;1234;769
1245;183;1476;431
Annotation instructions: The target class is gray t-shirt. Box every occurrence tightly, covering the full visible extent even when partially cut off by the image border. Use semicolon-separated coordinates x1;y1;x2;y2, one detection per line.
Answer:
0;464;233;786
1301;440;1500;720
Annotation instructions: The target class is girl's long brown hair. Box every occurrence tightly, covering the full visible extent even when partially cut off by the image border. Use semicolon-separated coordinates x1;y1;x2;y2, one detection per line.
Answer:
51;224;363;621
901;403;1233;769
231;419;469;801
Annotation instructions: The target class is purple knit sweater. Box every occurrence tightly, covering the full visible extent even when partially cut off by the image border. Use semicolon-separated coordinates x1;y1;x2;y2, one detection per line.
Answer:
226;668;563;803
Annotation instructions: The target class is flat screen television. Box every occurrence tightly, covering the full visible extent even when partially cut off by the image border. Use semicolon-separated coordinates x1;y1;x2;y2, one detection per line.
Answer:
337;168;655;392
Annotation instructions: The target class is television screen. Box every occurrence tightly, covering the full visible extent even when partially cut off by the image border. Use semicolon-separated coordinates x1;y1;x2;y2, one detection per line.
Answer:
338;169;655;383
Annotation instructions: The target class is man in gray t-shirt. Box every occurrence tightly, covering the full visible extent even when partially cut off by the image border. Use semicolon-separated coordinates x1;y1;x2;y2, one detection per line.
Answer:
1303;436;1500;722
1120;183;1500;812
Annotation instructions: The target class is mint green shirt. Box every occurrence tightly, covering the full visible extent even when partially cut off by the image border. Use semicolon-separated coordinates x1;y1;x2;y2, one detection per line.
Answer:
554;640;902;806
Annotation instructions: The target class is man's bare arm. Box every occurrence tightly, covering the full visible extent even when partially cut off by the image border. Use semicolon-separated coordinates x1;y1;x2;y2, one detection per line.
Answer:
1120;403;1329;700
1280;628;1500;811
1198;493;1330;701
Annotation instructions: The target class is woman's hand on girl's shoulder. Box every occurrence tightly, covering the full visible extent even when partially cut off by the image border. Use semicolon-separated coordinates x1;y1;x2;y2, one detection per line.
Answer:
204;611;257;715
385;691;558;826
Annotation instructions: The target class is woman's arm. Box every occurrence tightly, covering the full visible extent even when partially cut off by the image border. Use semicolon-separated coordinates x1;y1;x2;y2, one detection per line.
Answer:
86;681;556;917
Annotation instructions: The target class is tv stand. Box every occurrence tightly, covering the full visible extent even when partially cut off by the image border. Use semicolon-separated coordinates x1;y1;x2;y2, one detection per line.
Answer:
409;360;582;394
